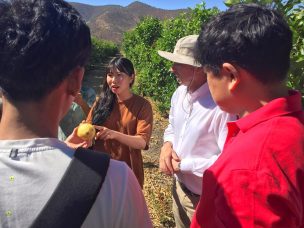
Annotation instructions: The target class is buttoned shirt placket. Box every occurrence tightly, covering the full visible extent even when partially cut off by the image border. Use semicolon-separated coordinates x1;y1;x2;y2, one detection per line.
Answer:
176;93;194;154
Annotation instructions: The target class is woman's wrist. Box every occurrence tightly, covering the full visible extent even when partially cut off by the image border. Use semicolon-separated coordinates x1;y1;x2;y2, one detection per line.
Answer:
109;130;119;140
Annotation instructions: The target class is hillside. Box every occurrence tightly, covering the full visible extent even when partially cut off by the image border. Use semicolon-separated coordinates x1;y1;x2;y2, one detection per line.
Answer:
70;1;188;43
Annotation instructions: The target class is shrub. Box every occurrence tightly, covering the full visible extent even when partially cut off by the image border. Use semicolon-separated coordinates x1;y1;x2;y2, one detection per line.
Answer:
86;37;119;71
122;3;219;116
123;0;303;114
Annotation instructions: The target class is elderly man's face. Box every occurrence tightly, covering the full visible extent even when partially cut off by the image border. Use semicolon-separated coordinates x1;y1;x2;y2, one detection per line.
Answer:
170;63;195;86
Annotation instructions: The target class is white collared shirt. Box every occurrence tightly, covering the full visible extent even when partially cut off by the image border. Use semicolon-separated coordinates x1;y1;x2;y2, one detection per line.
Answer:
164;83;236;195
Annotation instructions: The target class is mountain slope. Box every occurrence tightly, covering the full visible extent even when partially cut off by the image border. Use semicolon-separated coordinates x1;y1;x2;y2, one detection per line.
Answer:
70;1;188;43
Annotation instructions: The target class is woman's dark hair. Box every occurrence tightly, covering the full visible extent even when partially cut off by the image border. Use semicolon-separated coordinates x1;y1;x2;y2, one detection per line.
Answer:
92;57;135;125
195;3;292;83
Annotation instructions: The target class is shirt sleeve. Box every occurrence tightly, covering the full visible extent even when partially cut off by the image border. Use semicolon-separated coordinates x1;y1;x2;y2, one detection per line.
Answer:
135;99;153;150
180;154;219;177
212;107;237;150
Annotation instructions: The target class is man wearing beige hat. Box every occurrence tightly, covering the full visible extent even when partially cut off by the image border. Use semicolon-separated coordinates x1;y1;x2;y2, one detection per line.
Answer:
158;35;236;228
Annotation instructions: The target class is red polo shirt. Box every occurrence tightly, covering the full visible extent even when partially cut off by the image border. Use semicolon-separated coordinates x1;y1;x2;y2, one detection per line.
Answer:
191;91;304;228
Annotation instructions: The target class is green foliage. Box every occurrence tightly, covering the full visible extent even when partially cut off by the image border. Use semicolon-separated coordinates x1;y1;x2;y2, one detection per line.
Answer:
86;37;119;71
122;3;219;116
224;0;304;103
283;1;304;103
84;37;118;89
123;0;304;115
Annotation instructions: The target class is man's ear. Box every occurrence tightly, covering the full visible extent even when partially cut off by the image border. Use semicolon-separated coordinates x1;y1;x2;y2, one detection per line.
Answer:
222;63;240;92
66;66;84;96
194;67;205;75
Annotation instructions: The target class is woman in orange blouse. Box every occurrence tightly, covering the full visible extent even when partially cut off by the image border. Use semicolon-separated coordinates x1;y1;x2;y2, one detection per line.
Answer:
87;57;153;188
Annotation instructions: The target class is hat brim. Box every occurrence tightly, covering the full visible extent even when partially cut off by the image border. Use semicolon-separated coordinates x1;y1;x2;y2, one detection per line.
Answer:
158;50;201;67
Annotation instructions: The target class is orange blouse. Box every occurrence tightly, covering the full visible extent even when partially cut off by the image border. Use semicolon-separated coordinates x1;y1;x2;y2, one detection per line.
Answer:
87;94;153;187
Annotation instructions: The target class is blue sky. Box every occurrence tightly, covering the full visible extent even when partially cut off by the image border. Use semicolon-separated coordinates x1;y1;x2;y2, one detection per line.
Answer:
68;0;227;10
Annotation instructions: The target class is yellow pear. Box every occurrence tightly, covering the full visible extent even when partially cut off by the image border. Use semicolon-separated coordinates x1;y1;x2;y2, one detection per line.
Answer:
77;123;96;141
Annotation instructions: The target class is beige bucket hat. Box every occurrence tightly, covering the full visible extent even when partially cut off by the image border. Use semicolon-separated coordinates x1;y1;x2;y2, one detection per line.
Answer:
158;35;201;67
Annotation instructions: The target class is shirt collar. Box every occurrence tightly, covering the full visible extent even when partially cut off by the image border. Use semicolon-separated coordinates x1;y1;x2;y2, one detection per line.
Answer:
236;90;303;133
189;82;209;101
0;138;67;150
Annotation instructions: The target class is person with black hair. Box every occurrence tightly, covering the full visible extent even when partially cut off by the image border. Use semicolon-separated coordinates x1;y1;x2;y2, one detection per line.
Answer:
0;0;152;227
85;56;153;188
191;3;304;227
157;35;236;228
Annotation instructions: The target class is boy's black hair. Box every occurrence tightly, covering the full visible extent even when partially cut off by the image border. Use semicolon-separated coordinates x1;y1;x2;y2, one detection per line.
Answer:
195;3;292;83
0;0;91;101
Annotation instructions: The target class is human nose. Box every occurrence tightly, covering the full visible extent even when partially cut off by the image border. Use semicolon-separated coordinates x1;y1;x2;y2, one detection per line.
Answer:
112;75;121;83
112;76;118;83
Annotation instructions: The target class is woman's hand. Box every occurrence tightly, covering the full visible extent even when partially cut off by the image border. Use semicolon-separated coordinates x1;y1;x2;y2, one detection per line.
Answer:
94;125;116;141
93;125;147;149
65;127;92;149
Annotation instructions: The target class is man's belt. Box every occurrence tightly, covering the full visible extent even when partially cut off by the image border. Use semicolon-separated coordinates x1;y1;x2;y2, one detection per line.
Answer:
178;181;200;197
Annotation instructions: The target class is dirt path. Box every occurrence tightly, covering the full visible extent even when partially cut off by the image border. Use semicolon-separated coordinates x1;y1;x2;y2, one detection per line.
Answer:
83;64;107;95
142;102;175;228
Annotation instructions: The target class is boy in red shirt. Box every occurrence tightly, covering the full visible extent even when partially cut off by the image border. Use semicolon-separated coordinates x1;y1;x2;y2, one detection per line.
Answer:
191;3;304;228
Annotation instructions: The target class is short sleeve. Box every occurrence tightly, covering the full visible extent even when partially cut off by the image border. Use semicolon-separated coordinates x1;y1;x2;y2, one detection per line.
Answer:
136;99;153;150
